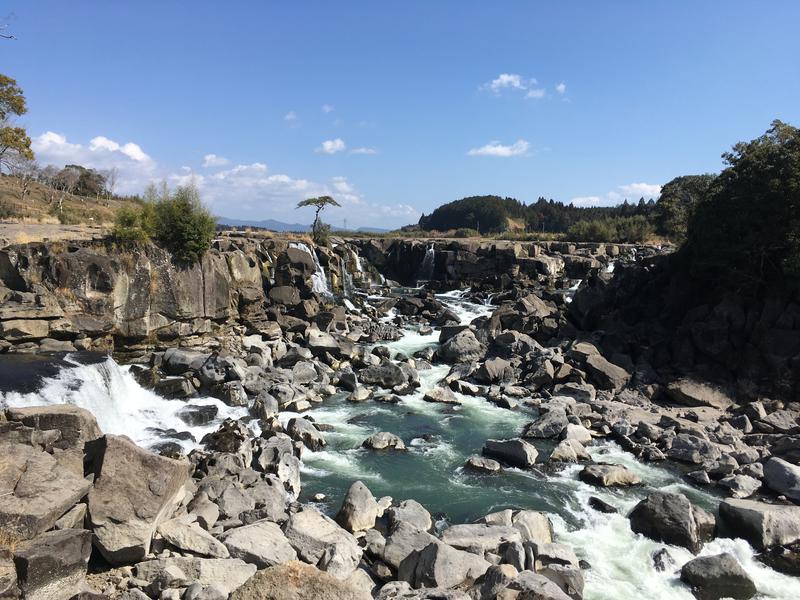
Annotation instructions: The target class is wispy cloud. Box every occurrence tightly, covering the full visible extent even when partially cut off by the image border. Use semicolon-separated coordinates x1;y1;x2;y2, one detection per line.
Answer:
202;153;230;168
350;147;378;155
284;111;297;122
526;88;546;99
570;182;662;206
555;82;566;94
468;139;530;157
322;104;334;113
484;73;532;93
316;138;346;154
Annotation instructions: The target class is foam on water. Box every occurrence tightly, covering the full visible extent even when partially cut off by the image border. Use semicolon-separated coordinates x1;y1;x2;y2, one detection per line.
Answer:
0;355;246;449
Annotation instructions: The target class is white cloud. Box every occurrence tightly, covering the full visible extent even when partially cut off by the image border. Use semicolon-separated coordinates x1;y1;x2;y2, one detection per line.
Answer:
555;82;566;94
322;104;334;113
620;182;662;199
32;131;156;193
284;111;297;122
526;88;546;99
569;182;662;207
467;139;530;157
350;147;378;155
316;138;346;154
202;153;230;168
484;73;533;93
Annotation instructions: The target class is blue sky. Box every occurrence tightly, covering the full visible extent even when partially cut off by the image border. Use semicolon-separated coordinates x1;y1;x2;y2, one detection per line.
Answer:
2;1;799;228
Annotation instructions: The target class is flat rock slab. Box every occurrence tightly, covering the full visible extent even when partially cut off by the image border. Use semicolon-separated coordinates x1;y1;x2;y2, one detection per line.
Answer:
230;560;371;600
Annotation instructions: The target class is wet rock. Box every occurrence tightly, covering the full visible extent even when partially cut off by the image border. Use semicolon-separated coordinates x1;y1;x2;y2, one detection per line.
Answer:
562;423;592;445
579;464;641;487
531;542;580;570
283;507;362;580
437;329;484;363
588;497;617;514
652;548;676;572
360;360;407;388
287;417;327;451
523;409;569;439
549;439;590;462
177;404;219;427
680;553;756;600
422;386;459;404
221;520;297;568
336;481;379;533
483;438;539;468
718;499;800;549
464;455;502;473
628;491;715;553
386;500;433;532
362;431;406;451
397;541;490;589
475;357;513;384
12;528;92;600
763;457;800;502
88;435;191;565
230;560;371;600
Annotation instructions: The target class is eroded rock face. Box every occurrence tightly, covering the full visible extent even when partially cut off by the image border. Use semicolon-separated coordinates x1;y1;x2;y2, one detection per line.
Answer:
0;442;92;540
12;528;92;600
88;435;191;565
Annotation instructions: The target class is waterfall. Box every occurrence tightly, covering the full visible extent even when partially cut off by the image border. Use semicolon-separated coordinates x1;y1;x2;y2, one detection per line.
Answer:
417;243;436;284
341;255;355;298
289;242;331;296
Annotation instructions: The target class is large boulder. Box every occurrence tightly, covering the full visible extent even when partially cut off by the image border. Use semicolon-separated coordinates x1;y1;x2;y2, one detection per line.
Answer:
584;353;630;391
12;528;92;600
362;432;406;451
579;464;641;487
287;418;327;451
498;571;573;600
222;520;298;568
359;361;407;388
283;507;362;580
88;435;191;565
398;541;490;589
668;434;722;464
718;499;800;549
134;557;256;597
5;405;102;448
680;553;756;600
385;500;433;532
382;522;439;570
483;438;538;468
512;511;553;545
763;457;800;502
230;561;372;600
666;379;733;409
0;443;92;540
157;517;229;558
440;523;521;554
336;481;379;533
628;491;715;553
523;409;569;439
437;330;485;363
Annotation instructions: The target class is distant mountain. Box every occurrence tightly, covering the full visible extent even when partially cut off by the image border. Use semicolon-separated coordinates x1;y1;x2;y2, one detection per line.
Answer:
217;217;310;232
217;217;390;234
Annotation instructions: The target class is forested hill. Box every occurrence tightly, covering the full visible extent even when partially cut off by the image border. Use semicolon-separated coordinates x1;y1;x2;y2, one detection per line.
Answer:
417;194;658;235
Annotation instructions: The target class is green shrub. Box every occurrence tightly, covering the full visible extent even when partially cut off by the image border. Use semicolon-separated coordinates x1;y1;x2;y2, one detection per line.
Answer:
112;205;151;244
153;185;216;263
453;228;480;238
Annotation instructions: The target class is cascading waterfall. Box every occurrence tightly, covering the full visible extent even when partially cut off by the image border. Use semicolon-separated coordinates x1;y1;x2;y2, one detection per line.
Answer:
417;243;436;284
289;241;331;295
341;255;355;298
0;355;246;450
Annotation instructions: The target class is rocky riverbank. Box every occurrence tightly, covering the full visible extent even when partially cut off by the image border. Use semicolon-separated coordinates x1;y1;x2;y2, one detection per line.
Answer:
1;233;799;599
